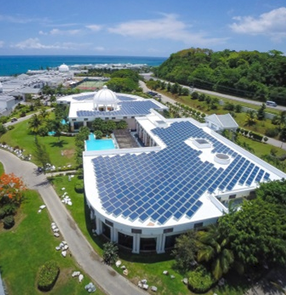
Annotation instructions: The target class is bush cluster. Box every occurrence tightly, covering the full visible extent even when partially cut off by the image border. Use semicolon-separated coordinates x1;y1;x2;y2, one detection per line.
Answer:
3;215;15;229
188;266;215;293
37;261;60;291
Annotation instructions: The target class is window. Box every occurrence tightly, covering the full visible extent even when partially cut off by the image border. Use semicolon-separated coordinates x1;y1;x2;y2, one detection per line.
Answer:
123;116;127;119
229;194;236;199
131;229;142;234
84;118;88;121
105;117;109;120
163;228;173;234
105;219;113;227
112;117;116;119
194;222;203;229
72;119;76;121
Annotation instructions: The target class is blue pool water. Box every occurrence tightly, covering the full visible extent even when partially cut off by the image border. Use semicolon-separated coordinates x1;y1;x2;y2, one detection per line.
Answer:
48;131;55;136
86;134;115;151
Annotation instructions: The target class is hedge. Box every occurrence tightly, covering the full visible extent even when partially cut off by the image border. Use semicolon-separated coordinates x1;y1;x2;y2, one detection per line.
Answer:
3;215;15;229
37;261;60;291
188;266;215;293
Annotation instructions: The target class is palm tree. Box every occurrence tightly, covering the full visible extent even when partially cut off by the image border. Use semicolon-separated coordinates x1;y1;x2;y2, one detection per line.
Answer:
272;111;286;131
28;114;42;139
39;108;49;120
103;242;118;265
196;225;234;281
244;110;257;126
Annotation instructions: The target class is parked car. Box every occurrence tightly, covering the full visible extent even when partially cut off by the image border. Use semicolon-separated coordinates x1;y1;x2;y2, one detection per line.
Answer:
10;117;18;122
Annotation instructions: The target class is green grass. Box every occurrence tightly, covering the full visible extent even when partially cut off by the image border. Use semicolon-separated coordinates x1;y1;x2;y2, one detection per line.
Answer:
0;162;4;175
0;189;104;295
0;120;76;167
49;174;248;295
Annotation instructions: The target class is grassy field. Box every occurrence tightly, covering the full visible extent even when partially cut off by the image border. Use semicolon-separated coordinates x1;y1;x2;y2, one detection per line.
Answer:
0;120;76;168
158;89;281;138
0;188;104;295
49;174;249;295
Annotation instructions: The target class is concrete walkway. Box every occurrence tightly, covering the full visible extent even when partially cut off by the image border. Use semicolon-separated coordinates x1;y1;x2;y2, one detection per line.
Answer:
0;149;145;295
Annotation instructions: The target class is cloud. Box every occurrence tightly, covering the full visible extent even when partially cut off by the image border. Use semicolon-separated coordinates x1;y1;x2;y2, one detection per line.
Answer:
93;46;105;51
230;7;286;41
11;38;63;50
0;14;48;24
107;14;226;46
0;41;4;48
86;24;102;32
39;28;81;36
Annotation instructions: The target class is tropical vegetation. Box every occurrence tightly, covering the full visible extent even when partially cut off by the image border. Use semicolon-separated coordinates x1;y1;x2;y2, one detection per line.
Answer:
173;179;286;292
154;48;286;105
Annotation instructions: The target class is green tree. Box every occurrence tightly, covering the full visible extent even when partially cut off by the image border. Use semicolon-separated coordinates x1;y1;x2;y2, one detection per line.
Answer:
94;130;103;139
116;120;128;129
244;110;257;126
103;242;118;265
196;225;234;281
34;138;51;172
92;118;104;131
257;103;266;120
172;231;197;272
29;114;42;139
219;198;286;268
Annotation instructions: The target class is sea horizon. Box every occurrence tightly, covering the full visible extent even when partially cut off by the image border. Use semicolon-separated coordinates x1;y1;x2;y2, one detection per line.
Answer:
0;55;167;76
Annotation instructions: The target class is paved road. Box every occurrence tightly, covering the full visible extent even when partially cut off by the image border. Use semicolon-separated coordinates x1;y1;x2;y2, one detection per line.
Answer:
0;149;145;295
143;75;286;112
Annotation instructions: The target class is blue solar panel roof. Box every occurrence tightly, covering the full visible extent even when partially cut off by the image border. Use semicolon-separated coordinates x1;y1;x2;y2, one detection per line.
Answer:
77;100;162;117
92;121;267;224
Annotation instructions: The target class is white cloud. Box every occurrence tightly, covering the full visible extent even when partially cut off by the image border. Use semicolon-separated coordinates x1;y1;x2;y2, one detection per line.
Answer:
11;38;62;50
0;41;4;48
39;28;81;36
0;14;48;24
86;24;102;32
107;14;226;46
93;46;105;51
230;7;286;41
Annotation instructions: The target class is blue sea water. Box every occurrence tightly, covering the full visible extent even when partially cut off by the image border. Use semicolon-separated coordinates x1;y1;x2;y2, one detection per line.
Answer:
0;55;167;76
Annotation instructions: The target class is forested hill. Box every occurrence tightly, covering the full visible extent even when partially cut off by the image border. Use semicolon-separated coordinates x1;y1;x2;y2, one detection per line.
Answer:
154;48;286;105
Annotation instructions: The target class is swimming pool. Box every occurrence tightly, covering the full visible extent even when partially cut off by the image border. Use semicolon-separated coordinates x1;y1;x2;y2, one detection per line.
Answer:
85;134;115;151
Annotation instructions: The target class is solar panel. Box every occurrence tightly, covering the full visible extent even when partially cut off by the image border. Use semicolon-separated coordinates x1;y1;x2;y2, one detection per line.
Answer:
91;120;270;225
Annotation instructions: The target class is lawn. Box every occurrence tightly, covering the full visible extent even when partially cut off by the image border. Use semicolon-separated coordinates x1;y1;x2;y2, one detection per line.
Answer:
0;120;76;168
158;89;281;138
49;174;249;295
0;188;104;295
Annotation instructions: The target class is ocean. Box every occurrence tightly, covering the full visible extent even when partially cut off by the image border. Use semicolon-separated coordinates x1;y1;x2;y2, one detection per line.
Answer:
0;55;167;76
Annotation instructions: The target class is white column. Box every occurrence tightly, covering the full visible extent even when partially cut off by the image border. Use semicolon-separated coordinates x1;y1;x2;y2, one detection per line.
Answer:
158;234;166;253
96;218;102;235
112;228;118;243
132;234;140;254
70;121;74;131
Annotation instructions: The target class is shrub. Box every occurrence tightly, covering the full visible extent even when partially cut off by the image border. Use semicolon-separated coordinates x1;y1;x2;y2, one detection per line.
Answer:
0;208;5;219
252;132;263;141
2;203;17;216
37;261;60;291
188;266;215;293
7;125;14;130
94;130;103;139
265;128;279;138
75;180;84;193
3;215;15;229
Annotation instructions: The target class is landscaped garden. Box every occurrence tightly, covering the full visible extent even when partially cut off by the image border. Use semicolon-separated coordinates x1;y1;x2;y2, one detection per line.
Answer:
0;164;103;294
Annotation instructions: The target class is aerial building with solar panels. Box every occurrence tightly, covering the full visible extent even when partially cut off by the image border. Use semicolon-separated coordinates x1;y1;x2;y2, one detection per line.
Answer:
58;87;286;254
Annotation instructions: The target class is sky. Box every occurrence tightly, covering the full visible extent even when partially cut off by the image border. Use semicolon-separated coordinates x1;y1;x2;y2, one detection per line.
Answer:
0;0;286;57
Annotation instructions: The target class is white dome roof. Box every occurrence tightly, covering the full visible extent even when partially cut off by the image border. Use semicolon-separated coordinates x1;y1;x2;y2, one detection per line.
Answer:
59;64;69;72
93;85;119;105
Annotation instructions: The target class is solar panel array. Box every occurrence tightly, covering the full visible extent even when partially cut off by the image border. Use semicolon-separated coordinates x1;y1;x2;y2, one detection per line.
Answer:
92;121;270;225
77;101;161;117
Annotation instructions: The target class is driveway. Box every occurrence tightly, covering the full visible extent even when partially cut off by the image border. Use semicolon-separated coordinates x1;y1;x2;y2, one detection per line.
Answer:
0;149;145;295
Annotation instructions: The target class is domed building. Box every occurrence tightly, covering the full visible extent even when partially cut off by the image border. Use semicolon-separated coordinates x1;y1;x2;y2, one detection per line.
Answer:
93;85;120;111
57;85;167;131
58;64;69;72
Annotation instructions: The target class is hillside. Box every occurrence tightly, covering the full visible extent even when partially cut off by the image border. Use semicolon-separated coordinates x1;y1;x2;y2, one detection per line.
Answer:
154;48;286;105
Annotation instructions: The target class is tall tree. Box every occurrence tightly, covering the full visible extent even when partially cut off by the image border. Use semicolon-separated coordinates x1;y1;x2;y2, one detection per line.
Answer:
28;114;42;139
196;225;234;281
